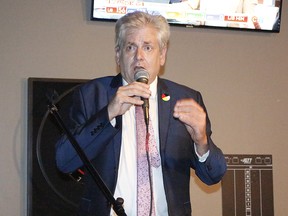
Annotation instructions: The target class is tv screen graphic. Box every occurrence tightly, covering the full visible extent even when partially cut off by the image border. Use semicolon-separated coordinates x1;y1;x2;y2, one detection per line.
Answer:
91;0;282;32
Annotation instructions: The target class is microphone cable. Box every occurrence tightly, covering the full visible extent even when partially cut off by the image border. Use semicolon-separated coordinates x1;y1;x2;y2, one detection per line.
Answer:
145;122;153;216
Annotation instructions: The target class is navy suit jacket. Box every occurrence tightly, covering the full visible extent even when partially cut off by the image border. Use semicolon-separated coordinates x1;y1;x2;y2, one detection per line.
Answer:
56;74;227;216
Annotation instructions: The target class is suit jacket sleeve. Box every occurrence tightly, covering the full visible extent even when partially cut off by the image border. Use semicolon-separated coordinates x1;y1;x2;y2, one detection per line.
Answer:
159;79;226;187
190;91;227;185
55;78;120;173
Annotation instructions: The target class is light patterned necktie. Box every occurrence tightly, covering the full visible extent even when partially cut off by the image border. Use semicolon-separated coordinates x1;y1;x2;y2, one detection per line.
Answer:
135;105;160;216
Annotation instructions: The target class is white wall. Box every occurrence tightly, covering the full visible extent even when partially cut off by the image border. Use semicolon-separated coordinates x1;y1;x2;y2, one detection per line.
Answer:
0;0;287;215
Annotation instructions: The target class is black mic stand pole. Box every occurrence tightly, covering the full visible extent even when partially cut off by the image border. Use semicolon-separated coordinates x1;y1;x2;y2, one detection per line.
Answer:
48;103;127;216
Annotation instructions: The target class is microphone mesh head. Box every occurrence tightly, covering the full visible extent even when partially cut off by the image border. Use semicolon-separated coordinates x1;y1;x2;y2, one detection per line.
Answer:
134;69;149;83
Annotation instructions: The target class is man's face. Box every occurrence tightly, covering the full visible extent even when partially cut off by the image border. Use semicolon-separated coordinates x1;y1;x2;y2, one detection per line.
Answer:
116;25;167;84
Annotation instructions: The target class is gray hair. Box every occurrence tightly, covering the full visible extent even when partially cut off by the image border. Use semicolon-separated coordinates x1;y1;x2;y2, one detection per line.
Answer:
115;11;170;51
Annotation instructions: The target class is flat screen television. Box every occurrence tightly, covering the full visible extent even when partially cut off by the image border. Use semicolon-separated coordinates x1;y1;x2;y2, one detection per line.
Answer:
91;0;282;32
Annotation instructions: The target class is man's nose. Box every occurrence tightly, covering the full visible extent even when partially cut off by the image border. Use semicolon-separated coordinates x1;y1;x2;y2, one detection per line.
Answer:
135;48;144;61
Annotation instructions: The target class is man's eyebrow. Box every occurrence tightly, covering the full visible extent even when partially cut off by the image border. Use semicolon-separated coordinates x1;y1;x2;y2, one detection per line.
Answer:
124;41;153;47
143;41;152;45
126;41;136;46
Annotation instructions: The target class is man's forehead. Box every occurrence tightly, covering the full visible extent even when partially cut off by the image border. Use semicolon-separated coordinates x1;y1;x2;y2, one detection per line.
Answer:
124;30;157;44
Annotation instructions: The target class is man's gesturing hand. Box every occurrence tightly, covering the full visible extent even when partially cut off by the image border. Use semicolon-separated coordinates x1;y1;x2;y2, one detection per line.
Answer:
173;98;208;156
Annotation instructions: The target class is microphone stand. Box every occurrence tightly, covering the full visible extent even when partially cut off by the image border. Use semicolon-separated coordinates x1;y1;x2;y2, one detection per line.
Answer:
47;102;127;216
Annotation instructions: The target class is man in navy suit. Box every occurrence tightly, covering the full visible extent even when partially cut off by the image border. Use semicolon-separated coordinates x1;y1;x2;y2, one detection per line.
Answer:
56;11;226;216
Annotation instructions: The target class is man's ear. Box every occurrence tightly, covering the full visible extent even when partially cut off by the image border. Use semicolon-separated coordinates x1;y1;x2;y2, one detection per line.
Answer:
115;47;120;65
160;46;168;66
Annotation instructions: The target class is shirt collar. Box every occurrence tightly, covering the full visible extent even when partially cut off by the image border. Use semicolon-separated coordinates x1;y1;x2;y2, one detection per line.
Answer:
150;76;157;99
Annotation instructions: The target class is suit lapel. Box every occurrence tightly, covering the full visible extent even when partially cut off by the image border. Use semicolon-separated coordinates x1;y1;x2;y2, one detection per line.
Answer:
157;78;171;154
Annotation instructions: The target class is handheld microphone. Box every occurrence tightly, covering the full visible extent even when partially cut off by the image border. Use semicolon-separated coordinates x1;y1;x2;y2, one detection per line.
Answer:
134;69;149;127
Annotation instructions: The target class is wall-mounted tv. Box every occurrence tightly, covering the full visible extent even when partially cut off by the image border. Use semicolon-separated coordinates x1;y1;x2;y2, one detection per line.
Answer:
91;0;282;32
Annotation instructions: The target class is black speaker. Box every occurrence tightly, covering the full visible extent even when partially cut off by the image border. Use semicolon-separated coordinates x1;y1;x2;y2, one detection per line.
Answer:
27;78;88;216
